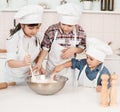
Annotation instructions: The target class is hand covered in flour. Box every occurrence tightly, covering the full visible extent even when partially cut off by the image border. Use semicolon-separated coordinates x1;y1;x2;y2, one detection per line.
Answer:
61;47;75;59
24;54;32;66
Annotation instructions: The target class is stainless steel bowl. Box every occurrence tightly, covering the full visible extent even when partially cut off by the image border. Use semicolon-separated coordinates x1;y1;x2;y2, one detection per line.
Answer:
26;75;68;95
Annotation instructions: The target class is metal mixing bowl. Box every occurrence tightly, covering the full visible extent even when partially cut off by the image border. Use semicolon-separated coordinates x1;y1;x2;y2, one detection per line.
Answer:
26;75;68;95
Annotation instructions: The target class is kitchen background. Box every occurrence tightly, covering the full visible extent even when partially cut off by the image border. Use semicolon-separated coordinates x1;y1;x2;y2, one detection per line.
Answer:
0;0;120;53
0;0;120;75
0;0;120;10
0;1;120;110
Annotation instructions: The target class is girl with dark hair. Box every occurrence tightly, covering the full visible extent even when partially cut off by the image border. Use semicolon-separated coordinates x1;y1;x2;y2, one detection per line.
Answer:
3;5;44;85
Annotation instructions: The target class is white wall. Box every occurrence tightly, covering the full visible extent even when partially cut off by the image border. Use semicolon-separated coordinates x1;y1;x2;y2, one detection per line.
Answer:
28;0;80;9
0;0;80;9
0;0;120;11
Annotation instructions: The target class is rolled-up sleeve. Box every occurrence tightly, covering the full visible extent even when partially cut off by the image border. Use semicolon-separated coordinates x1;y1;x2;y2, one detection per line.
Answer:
71;58;86;71
41;27;55;51
6;36;18;61
76;25;86;49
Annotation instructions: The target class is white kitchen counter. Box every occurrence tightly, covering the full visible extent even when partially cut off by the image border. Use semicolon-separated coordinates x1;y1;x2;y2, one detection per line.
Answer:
0;53;120;112
0;85;120;112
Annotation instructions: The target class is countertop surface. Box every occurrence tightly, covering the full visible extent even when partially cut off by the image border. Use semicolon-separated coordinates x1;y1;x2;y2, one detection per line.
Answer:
0;84;120;112
0;53;120;112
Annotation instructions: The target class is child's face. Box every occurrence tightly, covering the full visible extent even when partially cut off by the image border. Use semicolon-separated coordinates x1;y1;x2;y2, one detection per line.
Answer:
21;24;41;37
86;54;101;70
60;23;74;34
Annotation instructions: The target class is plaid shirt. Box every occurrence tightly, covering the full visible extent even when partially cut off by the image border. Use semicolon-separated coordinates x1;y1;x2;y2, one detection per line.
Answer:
41;22;86;51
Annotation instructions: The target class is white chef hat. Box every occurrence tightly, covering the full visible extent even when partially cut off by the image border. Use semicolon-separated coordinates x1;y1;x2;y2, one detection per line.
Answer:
14;5;43;24
86;38;113;62
56;3;81;25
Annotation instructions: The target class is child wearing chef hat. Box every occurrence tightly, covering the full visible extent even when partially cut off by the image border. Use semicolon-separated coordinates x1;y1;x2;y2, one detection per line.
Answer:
34;3;86;87
3;5;44;85
52;38;113;91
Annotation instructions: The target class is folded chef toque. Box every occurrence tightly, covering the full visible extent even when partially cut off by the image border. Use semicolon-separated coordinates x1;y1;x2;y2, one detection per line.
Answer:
86;38;113;62
56;3;82;25
14;5;43;24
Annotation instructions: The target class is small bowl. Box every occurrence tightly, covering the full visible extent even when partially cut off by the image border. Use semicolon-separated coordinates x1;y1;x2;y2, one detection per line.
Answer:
26;75;68;95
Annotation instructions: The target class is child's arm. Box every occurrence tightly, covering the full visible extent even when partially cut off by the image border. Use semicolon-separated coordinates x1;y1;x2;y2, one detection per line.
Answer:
51;60;72;78
7;54;32;68
53;60;72;73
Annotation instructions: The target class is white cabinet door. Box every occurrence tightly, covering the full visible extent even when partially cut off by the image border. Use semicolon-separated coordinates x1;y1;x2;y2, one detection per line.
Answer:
104;60;120;75
0;58;6;81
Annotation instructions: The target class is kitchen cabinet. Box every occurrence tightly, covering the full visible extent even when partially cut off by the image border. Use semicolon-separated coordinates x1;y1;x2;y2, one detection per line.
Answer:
104;55;120;86
104;55;120;74
0;53;6;82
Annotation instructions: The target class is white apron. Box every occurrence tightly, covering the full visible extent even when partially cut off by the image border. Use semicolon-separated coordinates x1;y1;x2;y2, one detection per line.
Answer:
4;31;40;84
46;30;77;87
77;64;104;88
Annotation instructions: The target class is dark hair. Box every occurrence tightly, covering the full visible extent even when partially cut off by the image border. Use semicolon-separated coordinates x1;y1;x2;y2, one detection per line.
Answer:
10;23;21;36
27;24;39;27
9;23;40;46
10;23;39;36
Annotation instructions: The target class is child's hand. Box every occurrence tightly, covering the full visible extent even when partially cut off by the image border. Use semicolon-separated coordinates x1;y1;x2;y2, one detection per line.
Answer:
61;47;75;59
96;85;102;92
24;54;32;66
50;73;56;80
51;65;64;79
39;67;46;74
53;65;64;74
33;62;42;73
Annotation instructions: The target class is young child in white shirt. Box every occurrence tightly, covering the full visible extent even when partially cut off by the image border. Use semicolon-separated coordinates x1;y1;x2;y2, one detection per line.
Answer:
3;5;44;85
